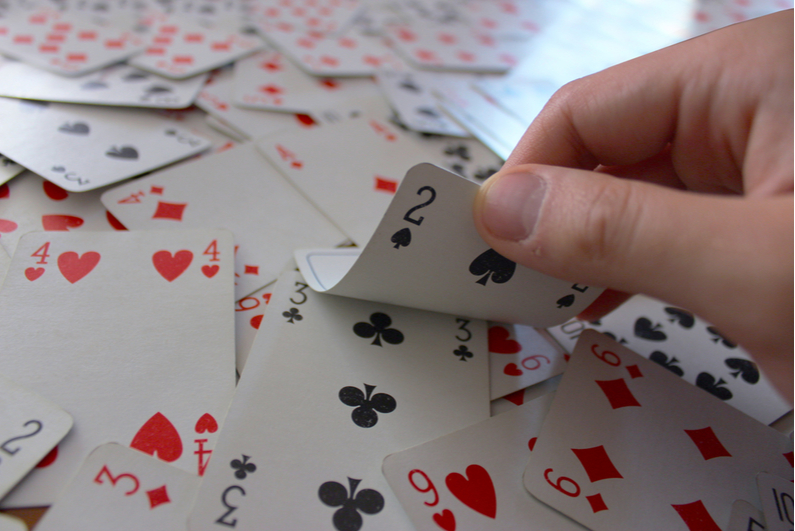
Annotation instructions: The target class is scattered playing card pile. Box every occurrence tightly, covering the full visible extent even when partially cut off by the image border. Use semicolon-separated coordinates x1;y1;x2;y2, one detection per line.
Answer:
0;0;791;529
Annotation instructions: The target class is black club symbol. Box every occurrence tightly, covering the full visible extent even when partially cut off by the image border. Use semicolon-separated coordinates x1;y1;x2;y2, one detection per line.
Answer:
230;455;256;480
474;167;498;181
283;307;302;324
319;477;384;531
453;345;473;361
339;384;396;428
444;144;471;161
353;313;404;346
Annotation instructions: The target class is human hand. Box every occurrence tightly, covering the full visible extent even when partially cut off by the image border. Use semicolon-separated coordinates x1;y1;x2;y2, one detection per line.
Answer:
473;10;793;397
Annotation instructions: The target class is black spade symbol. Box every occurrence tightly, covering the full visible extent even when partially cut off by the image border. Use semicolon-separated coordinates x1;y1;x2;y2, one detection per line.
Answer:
81;80;108;90
556;294;575;309
399;79;421;92
695;372;733;401
319;477;384;531
58;121;90;135
633;317;667;341
339;384;396;428
649;351;684;377
123;71;149;81
724;358;760;384
707;326;738;348
417;106;440;118
664;307;695;329
390;227;411;249
144;84;173;95
469;249;516;286
106;145;139;160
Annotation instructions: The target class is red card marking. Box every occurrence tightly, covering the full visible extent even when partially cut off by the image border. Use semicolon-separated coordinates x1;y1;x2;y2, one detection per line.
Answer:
106;211;127;230
150;185;164;195
173;55;193;65
259;84;283;95
684;427;732;461
457;51;475;63
445;464;497;519
147;46;166;55
211;42;230;51
0;218;17;233
250;314;264;329
201;264;219;278
152;250;192;282
416;49;438;62
78;30;96;40
36;446;58;467
13;34;33;44
502;389;524;406
146;485;171;508
433;509;455;531
784;451;793;467
25;267;44;281
46;33;65;42
42;214;84;231
595;378;641;409
52;22;71;31
586;493;608;513
154;35;172;44
39;43;59;53
503;363;521;376
488;326;521;354
184;33;203;43
571;446;624;483
396;27;416;41
57;251;100;283
194;413;218;434
625;364;643;379
104;39;123;48
159;25;179;34
374;176;398;194
152;201;187;221
671;500;721;531
438;32;456;44
244;265;259;275
528;437;537;451
130;412;183;462
0;183;9;199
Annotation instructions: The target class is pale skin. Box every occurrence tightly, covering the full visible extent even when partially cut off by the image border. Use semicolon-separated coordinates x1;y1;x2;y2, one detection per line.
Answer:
473;10;794;398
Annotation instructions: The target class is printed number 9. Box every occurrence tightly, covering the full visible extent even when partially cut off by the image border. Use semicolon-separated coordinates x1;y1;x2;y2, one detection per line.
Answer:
408;469;439;507
591;344;620;366
544;468;580;497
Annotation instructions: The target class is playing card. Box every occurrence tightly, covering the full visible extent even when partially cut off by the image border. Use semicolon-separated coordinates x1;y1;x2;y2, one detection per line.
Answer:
0;97;211;192
0;230;235;506
0;244;9;288
490;375;562;417
487;322;566;400
0;514;25;531
407;131;503;184
249;0;363;36
546;295;792;425
757;472;793;531
0;372;73;500
129;14;265;79
726;499;766;531
473;76;557;124
294;163;603;327
376;70;470;137
383;392;589;531
234;283;273;373
523;330;794;531
461;0;551;39
0;58;208;108
0;8;145;76
233;50;379;114
187;269;490;530
384;21;517;73
0;171;126;258
101;143;346;301
35;443;201;531
0;155;24;186
256;116;444;245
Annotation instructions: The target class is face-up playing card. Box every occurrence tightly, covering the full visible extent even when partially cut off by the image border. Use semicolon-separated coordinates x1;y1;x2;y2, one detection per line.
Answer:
0;58;208;108
726;499;766;531
384;21;517;73
461;0;550;39
473;75;557;124
233;49;378;114
128;13;265;79
0;171;126;258
101;143;346;301
34;443;202;531
256;116;445;246
383;392;589;531
0;372;73;500
490;374;562;417
187;269;490;530
0;154;24;186
257;23;407;76
0;230;235;507
757;472;793;531
0;97;211;192
546;295;792;426
250;0;363;36
376;70;470;137
196;69;317;140
523;330;794;531
0;8;145;76
487;322;566;400
234;282;273;372
294;163;603;327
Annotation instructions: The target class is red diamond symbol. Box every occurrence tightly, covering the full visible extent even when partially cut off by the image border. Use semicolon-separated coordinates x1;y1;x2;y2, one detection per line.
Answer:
457;51;475;63
684;427;732;461
260;61;281;71
625;364;642;379
146;485;171;509
586;493;608;513
784;451;793;467
416;49;437;62
596;378;641;409
672;500;721;531
244;265;259;275
572;446;623;483
374;176;398;194
152;201;187;221
150;186;164;195
259;84;283;95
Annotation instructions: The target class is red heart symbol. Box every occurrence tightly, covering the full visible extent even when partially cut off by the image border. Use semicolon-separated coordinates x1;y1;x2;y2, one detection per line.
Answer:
152;250;193;282
488;326;521;354
25;267;45;281
42;214;84;231
433;509;456;531
0;218;17;234
194;413;218;434
201;264;219;278
445;464;497;519
106;210;127;231
43;180;69;200
502;389;525;406
0;183;9;199
57;251;100;284
36;445;58;468
528;437;537;451
250;314;263;329
503;363;522;376
130;412;183;462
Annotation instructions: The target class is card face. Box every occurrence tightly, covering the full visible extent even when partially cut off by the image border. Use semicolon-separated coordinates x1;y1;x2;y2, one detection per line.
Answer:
523;330;794;531
0;98;211;192
757;473;794;531
101;143;346;301
0;171;126;258
128;14;265;79
410;133;503;185
295;163;602;327
490;375;562;417
257;117;443;246
250;0;362;35
188;269;490;530
0;230;235;507
546;295;792;425
726;499;767;531
234;283;273;373
383;393;589;531
35;443;202;531
376;70;470;137
0;9;145;76
487;322;566;400
0;372;73;500
0;59;208;108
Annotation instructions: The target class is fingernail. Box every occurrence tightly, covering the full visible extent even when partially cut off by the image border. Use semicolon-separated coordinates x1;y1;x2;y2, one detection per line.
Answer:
480;172;546;241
